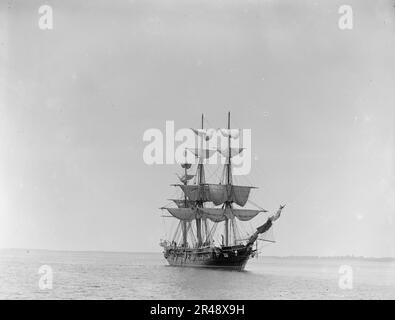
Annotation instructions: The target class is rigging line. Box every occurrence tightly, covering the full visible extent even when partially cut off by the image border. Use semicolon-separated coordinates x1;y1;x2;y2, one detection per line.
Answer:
161;202;173;209
169;185;181;201
228;159;256;188
226;113;260;187
247;199;266;211
203;219;209;242
213;165;224;184
238;223;248;238
209;221;217;242
172;221;181;242
234;220;241;241
231;219;237;245
240;169;256;187
203;220;210;243
205;222;214;243
203;116;215;130
233;174;250;187
174;226;181;244
220;164;226;184
207;221;215;239
161;213;168;240
207;221;218;242
188;222;197;244
166;217;177;238
206;162;221;181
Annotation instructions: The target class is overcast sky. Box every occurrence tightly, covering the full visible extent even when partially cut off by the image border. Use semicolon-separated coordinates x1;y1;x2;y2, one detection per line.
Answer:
1;0;395;256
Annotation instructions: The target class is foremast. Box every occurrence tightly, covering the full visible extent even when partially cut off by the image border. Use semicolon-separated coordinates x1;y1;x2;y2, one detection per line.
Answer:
181;157;188;248
195;113;205;247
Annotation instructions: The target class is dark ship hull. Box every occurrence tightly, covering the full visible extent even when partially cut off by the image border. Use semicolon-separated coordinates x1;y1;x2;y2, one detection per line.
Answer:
163;244;255;271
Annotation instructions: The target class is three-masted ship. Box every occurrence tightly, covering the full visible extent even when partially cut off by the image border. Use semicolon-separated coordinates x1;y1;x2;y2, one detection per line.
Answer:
160;112;284;271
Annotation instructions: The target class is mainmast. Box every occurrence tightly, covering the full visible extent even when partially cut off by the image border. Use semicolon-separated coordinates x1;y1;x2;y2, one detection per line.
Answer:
181;152;188;248
224;111;231;246
195;114;205;247
226;111;232;185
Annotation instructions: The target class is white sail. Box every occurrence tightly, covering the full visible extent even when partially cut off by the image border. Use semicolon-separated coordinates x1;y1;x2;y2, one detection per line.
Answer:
190;128;215;140
187;148;217;160
217;148;244;158
219;129;240;139
176;173;195;184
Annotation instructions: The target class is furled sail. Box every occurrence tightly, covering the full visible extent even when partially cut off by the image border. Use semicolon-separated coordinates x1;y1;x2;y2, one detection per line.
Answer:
219;129;240;139
217;148;244;158
190;128;215;141
166;208;196;221
187;148;217;160
181;163;192;169
207;184;254;207
176;173;195;184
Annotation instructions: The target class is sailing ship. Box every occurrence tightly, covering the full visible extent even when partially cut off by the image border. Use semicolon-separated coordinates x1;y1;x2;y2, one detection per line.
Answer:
160;112;285;271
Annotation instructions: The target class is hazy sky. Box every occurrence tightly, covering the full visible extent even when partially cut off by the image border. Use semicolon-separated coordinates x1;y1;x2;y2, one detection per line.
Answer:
1;0;395;256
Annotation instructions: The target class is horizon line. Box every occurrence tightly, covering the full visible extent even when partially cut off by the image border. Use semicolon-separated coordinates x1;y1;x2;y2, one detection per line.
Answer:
1;247;394;260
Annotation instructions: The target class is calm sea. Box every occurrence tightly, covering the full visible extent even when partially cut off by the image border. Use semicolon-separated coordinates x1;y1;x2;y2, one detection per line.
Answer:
0;249;394;299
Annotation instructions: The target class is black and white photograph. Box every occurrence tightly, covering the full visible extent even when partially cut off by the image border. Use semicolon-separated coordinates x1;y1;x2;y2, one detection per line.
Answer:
1;0;395;304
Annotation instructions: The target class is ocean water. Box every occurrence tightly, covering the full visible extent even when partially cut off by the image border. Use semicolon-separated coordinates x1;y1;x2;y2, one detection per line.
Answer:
0;249;394;299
